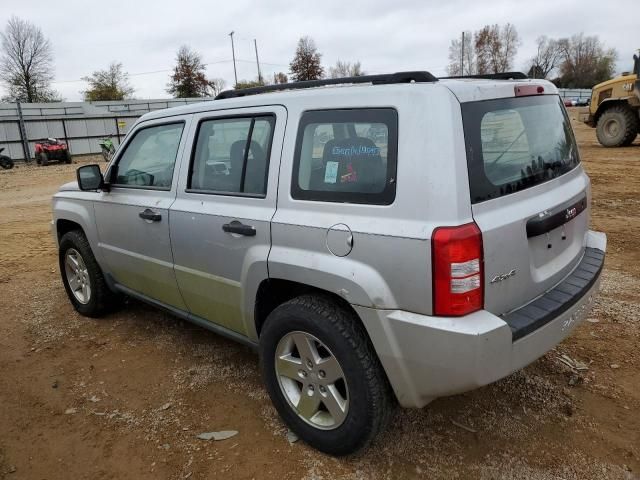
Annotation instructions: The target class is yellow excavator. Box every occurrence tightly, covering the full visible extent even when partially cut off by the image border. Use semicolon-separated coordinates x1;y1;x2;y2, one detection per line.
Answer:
580;53;640;147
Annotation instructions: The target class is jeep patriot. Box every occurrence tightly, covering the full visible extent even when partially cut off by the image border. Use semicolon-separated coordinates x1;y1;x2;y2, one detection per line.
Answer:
53;71;606;455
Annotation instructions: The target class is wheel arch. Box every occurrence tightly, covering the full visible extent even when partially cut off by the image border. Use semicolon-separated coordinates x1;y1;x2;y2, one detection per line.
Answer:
254;278;366;339
53;198;100;256
56;218;84;240
594;98;636;124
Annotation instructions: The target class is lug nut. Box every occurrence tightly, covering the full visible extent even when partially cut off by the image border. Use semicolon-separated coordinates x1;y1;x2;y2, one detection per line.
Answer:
299;369;307;378
306;359;313;369
318;370;326;378
319;385;326;394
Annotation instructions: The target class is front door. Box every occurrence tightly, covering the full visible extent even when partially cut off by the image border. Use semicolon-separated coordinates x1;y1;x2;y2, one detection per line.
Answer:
93;117;191;310
170;106;286;335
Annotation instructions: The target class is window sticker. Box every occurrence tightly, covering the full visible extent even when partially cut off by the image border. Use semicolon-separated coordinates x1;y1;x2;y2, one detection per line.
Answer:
332;145;380;156
324;161;339;184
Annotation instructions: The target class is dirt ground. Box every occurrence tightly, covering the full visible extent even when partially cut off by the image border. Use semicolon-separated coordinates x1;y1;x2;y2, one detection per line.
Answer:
0;109;638;480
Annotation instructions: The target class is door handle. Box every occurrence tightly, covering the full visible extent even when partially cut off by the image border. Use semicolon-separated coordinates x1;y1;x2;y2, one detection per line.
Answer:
222;220;256;237
139;208;162;222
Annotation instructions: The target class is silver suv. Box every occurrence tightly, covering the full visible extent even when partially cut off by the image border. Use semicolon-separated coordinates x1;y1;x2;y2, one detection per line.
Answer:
53;72;606;455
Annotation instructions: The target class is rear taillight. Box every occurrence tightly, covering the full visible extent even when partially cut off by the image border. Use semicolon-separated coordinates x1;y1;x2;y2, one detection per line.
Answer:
432;222;484;316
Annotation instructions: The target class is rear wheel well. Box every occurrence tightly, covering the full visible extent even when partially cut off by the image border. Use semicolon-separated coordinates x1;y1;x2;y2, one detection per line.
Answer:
254;279;363;337
56;219;84;241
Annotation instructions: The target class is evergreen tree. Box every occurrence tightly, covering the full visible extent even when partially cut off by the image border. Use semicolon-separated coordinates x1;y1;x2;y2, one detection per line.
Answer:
289;37;324;82
167;46;211;98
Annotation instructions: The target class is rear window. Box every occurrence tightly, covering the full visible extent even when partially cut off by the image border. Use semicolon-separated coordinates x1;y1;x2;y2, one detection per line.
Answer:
291;109;398;205
461;95;580;203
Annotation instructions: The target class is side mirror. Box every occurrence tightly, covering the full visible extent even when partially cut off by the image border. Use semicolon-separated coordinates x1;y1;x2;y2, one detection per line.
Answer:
77;164;105;191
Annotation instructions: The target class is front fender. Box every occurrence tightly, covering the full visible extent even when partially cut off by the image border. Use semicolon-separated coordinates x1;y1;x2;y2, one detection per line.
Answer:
52;195;99;259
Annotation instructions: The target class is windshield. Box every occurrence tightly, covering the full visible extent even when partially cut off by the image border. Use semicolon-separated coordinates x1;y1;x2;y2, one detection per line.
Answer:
461;95;580;203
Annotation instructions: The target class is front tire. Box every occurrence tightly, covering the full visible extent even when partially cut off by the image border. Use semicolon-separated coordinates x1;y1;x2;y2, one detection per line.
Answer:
59;230;120;317
595;105;639;147
260;295;394;455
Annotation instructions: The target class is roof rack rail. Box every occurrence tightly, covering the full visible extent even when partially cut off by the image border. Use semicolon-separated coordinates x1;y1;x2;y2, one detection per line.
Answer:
439;72;528;80
215;71;438;100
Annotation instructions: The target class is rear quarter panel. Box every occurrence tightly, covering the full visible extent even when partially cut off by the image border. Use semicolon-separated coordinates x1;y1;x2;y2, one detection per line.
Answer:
270;85;472;314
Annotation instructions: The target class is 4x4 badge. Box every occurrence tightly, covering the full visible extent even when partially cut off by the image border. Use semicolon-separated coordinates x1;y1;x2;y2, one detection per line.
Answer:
490;269;516;284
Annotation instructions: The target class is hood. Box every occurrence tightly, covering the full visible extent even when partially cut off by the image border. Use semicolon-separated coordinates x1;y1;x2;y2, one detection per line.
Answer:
594;73;637;90
59;180;80;192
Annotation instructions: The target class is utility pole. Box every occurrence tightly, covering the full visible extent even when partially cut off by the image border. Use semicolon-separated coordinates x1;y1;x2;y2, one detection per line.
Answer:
229;31;238;87
254;39;263;84
460;31;465;76
16;101;31;162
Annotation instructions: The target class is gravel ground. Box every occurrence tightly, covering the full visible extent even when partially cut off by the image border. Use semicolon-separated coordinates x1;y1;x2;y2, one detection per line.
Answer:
0;110;638;479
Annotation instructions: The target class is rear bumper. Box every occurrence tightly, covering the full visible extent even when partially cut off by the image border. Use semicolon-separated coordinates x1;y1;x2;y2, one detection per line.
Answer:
356;230;606;408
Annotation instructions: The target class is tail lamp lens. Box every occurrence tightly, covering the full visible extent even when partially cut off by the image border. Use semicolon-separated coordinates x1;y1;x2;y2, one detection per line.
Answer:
432;223;483;316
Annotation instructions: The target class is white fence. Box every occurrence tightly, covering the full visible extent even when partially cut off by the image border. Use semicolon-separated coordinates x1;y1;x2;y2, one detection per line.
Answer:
0;98;214;161
557;88;592;101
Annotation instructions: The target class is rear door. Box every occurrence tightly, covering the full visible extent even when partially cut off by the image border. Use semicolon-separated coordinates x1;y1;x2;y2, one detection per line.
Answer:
461;94;589;315
169;106;285;336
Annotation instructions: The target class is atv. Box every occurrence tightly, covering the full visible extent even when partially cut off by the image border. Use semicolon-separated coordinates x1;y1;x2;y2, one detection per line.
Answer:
0;148;14;169
35;138;72;166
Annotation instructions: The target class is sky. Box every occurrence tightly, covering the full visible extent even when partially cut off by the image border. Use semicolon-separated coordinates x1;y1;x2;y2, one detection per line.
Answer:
0;0;637;101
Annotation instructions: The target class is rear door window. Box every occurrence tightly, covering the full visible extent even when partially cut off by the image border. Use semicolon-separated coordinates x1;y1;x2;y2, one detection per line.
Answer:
189;115;275;196
462;95;580;203
292;109;398;205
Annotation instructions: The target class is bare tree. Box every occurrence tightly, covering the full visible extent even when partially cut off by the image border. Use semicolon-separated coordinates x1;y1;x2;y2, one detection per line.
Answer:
526;36;563;79
0;16;59;102
557;33;617;88
446;31;476;76
82;62;134;101
273;72;288;84
328;60;364;78
208;77;226;96
475;23;520;74
289;36;324;81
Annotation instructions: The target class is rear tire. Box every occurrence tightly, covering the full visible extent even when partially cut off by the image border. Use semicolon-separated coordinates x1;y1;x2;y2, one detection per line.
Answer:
259;294;394;456
59;230;121;317
38;152;48;166
595;105;639;147
64;150;72;164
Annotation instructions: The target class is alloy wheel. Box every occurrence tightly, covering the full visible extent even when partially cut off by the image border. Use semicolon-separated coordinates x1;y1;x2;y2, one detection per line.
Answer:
64;248;91;304
274;331;349;430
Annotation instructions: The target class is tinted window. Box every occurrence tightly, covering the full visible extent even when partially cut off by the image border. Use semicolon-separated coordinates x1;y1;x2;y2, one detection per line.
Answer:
113;123;184;188
462;95;580;203
292;109;398;205
189;116;274;196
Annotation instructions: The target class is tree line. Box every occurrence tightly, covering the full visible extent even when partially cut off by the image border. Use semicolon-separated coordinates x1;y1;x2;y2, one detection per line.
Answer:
446;25;618;88
0;15;622;103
